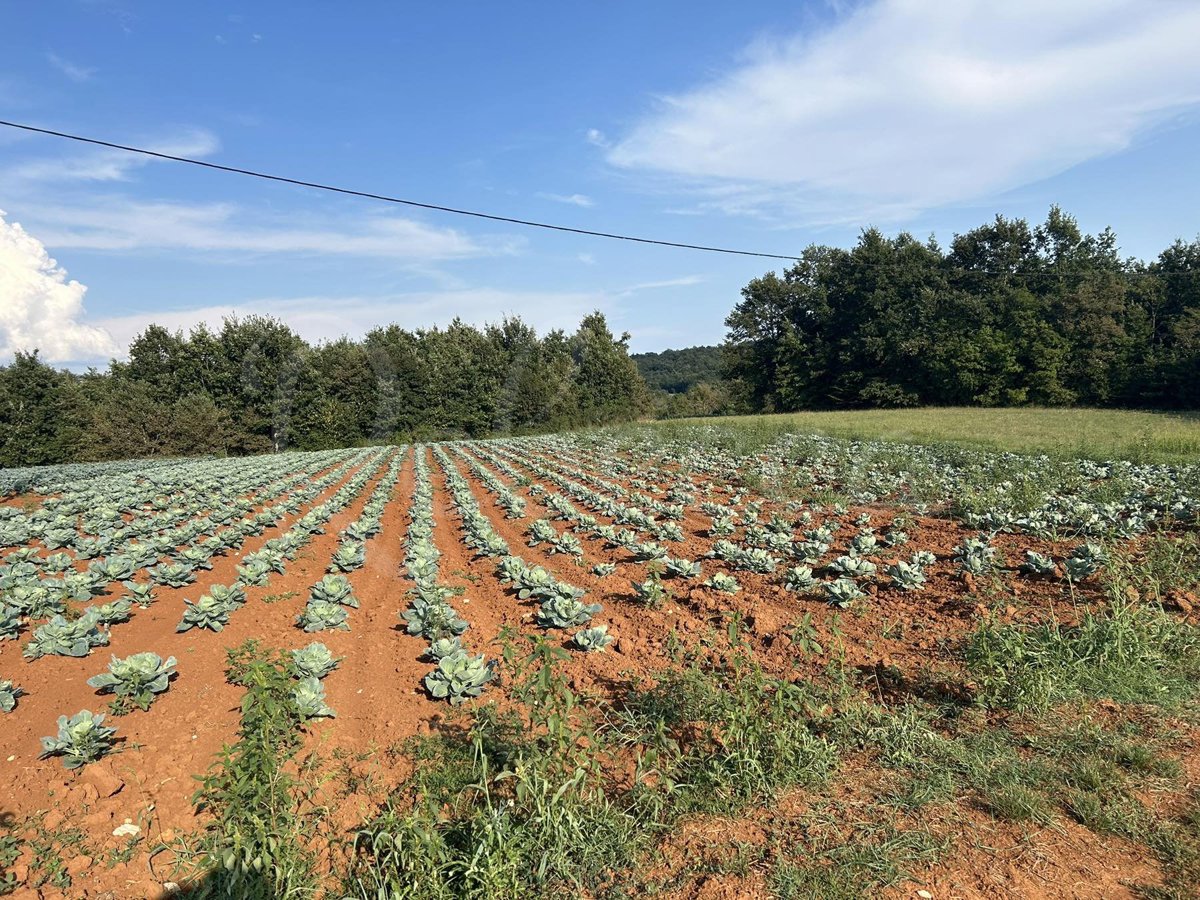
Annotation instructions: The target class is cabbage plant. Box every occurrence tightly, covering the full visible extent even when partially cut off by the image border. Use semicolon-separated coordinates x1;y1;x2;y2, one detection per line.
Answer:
43;552;75;573
424;650;493;705
297;600;350;632
572;625;613;653
292;676;336;718
329;541;366;573
209;583;247;608
664;557;702;579
150;562;196;588
401;597;466;640
87;652;177;711
514;566;558;600
291;642;343;679
310;575;357;607
704;572;740;594
0;603;23;640
536;594;601;629
783;565;817;592
829;555;877;578
24;612;109;659
236;559;272;587
40;710;117;769
422;636;463;661
0;680;22;712
177;595;234;632
1021;551;1057;577
89;555;137;582
823;578;866;608
885;560;927;591
121;582;157;607
91;599;133;625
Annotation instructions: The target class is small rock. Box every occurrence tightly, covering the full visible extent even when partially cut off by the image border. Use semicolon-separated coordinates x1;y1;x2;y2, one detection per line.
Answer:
158;828;176;844
917;891;934;899
84;763;124;798
112;822;141;838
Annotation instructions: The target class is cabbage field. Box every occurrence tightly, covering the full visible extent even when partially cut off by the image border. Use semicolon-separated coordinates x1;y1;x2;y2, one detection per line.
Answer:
1;430;1198;899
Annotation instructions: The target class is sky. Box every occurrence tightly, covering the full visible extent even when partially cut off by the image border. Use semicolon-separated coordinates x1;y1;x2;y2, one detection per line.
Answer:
2;0;1200;366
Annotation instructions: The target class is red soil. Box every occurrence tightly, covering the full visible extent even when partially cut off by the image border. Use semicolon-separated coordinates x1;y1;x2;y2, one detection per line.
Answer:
0;441;1193;898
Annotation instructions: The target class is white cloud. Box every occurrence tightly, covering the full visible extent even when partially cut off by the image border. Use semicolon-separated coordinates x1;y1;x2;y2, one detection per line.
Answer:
536;192;595;208
46;52;96;83
609;0;1200;223
585;128;610;148
618;275;704;295
93;288;614;356
6;128;220;183
0;210;117;363
2;127;516;260
19;198;505;260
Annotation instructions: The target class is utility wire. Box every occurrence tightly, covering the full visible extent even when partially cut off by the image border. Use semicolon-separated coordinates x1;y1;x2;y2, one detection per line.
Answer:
2;119;1195;277
0;119;802;261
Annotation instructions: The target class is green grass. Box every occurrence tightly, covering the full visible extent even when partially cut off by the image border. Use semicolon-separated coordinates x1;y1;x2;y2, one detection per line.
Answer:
658;407;1200;463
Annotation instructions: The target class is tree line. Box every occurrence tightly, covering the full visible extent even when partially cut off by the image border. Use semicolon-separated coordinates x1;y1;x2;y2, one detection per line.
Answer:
0;311;649;468
723;207;1200;411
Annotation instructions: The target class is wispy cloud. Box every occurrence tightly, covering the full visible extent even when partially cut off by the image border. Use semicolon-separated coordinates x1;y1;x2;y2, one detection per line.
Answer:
609;0;1200;224
2;127;519;261
6;127;220;183
18;198;513;260
618;275;704;295
46;52;97;83
537;192;595;208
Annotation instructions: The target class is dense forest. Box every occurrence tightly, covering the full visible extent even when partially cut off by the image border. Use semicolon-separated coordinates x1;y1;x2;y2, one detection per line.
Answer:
724;208;1200;411
0;311;649;468
632;346;723;393
631;345;733;418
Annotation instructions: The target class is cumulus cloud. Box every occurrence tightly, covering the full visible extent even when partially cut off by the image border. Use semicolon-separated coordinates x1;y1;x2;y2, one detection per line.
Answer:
0;210;117;363
609;0;1200;223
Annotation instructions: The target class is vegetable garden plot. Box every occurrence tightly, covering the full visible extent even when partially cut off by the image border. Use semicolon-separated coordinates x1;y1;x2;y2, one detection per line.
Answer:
0;430;1198;897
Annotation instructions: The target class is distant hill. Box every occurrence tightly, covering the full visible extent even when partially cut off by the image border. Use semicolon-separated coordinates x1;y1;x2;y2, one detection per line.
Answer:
632;345;724;394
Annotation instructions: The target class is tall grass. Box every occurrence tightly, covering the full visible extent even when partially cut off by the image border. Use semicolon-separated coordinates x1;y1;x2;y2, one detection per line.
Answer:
655;407;1200;463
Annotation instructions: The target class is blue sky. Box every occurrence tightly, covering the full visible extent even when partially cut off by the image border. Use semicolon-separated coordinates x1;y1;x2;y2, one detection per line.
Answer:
3;0;1200;364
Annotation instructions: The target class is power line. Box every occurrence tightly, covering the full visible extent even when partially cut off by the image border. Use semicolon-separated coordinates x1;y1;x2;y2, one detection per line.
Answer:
0;119;802;261
2;119;1196;277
